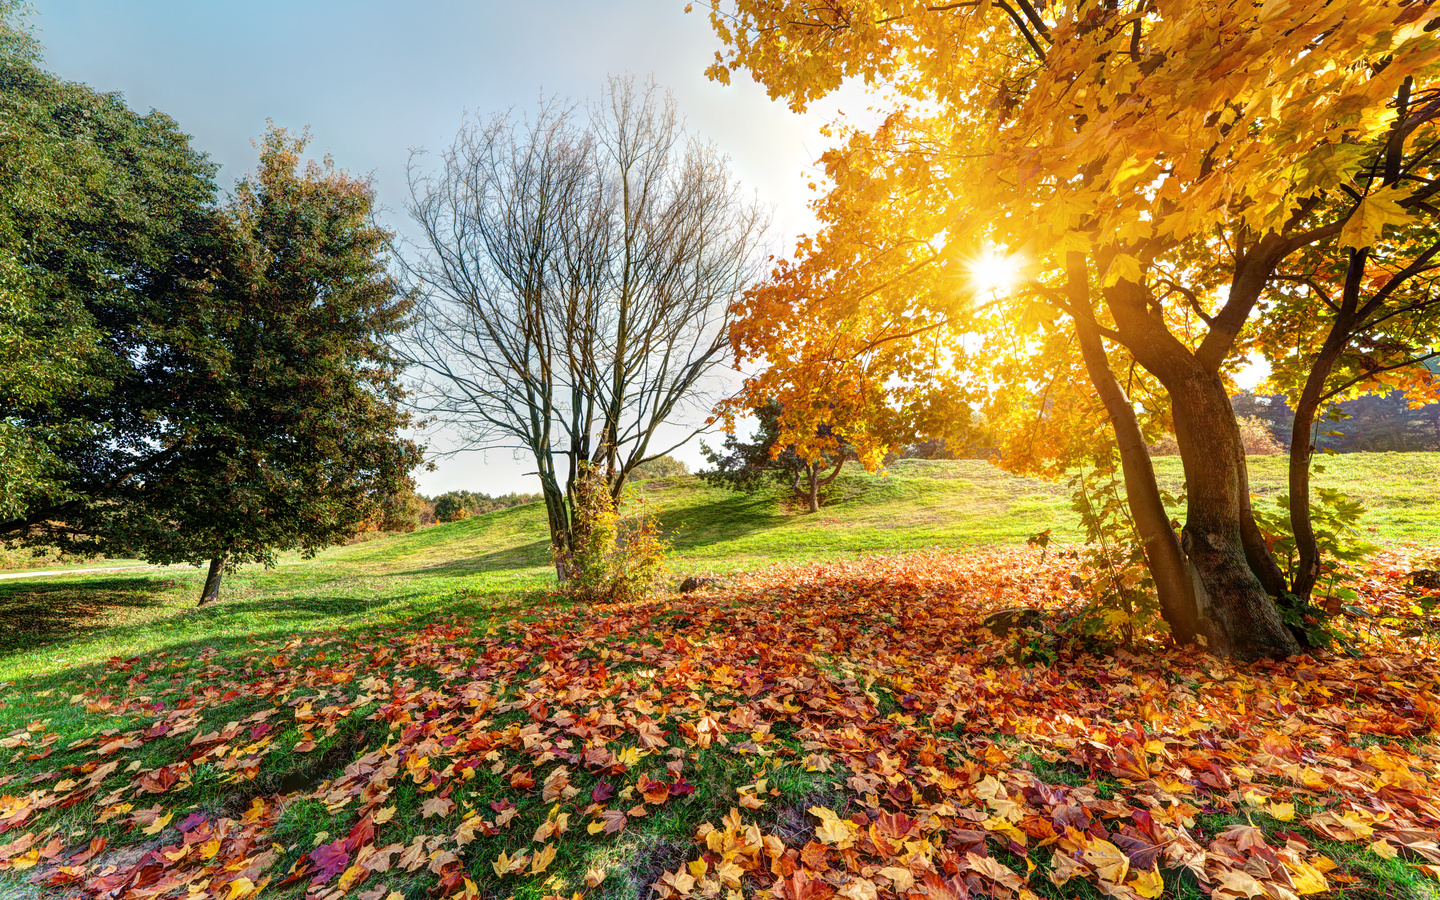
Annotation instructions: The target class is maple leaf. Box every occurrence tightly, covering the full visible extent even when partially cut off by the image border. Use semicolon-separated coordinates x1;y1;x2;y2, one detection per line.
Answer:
878;866;914;890
636;720;669;749
140;811;173;835
658;867;697;898
421;795;455;819
309;841;351;885
1341;187;1414;249
225;878;256;900
541;766;571;802
530;843;556;875
637;772;671;805
491;849;528;877
1129;866;1165;899
1213;869;1268;899
592;780;615;803
809;806;858;849
587;808;627;835
836;877;877;900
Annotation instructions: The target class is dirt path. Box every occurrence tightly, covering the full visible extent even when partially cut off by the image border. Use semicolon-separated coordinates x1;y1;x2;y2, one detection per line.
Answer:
0;565;167;581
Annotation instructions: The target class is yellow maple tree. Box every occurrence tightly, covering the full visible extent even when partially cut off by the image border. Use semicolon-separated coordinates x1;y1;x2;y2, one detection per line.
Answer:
700;0;1440;659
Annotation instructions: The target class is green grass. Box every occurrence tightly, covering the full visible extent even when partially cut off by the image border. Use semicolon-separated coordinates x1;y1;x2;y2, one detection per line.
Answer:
4;453;1438;683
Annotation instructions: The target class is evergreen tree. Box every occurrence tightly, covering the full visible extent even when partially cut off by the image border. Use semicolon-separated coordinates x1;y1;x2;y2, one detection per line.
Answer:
700;401;854;513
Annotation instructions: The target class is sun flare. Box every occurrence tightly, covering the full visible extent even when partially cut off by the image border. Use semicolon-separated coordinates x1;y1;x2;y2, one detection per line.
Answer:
967;249;1023;294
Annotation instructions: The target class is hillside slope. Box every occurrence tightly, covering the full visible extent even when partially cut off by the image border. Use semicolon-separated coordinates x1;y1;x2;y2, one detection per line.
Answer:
2;454;1436;679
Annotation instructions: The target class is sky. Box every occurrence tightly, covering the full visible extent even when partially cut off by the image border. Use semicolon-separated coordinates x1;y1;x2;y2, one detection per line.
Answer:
30;0;866;495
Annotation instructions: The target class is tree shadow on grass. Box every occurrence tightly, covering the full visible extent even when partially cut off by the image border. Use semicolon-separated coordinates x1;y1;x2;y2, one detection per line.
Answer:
392;539;555;577
0;576;177;656
654;491;789;552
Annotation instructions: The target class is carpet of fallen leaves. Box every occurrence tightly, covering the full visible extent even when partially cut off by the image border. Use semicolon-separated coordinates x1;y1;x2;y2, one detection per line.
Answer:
2;547;1440;900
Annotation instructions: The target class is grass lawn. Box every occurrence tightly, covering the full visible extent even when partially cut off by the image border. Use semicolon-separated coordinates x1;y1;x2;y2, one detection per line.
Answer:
1;453;1438;899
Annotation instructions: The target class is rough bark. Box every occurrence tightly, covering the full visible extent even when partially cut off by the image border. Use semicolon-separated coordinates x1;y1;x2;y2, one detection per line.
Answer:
543;482;573;581
1239;465;1289;598
1103;278;1299;660
1067;258;1202;642
1170;369;1300;659
199;554;226;606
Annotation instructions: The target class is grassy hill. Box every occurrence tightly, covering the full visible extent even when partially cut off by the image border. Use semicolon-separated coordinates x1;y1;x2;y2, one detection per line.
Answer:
2;453;1437;682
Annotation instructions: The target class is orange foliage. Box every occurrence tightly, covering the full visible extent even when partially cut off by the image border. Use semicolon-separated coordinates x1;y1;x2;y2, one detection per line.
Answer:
2;551;1439;896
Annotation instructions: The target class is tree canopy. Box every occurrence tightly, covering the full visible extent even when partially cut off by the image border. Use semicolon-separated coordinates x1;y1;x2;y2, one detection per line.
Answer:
0;4;217;536
401;77;767;575
702;0;1440;658
104;129;424;603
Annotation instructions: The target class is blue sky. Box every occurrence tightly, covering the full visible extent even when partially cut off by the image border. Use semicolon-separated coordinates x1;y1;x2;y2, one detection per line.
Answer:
32;1;860;494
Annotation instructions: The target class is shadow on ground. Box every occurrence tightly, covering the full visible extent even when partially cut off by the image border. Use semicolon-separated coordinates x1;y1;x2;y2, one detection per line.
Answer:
0;577;178;656
395;540;554;577
655;492;788;552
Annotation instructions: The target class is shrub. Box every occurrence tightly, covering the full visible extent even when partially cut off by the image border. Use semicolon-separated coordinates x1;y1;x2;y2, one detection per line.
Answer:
564;465;669;604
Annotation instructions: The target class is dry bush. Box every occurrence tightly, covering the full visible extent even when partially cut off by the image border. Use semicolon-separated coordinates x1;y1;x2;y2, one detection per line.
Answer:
1150;416;1281;456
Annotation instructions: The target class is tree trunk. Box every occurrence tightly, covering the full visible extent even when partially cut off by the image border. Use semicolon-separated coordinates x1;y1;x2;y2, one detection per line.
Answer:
199;554;226;606
1287;251;1366;602
1068;270;1201;642
806;466;821;513
541;479;573;582
1102;276;1299;660
1170;370;1300;659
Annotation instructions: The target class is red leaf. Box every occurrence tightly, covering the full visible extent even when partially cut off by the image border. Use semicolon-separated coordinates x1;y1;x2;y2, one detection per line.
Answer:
309;840;350;885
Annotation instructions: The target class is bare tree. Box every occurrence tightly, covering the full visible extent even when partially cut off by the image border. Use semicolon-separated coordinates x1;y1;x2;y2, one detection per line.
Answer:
400;77;767;575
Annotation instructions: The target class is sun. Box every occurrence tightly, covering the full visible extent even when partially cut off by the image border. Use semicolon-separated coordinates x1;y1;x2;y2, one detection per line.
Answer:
967;249;1023;294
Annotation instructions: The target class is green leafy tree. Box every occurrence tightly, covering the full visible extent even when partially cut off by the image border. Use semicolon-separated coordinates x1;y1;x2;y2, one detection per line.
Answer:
104;129;423;603
0;4;217;537
701;400;854;513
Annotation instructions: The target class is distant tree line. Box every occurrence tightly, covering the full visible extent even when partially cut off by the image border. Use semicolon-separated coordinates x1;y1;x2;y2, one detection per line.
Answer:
426;490;543;524
1232;381;1440;454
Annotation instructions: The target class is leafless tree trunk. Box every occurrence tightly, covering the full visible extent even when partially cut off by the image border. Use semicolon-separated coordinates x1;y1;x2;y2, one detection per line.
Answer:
399;77;767;575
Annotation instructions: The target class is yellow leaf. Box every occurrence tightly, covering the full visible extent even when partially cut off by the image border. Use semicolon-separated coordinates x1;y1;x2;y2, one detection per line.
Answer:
1102;253;1142;287
879;866;915;890
1341;187;1414;249
585;866;607;887
492;849;527;877
714;858;744;888
811;806;859;848
1267;801;1295;821
141;812;173;836
225;878;255;900
1129;867;1165;899
1082;838;1130;886
1283;857;1330;895
530;843;556;875
838;877;878;900
373;806;396;825
1369;838;1398;860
